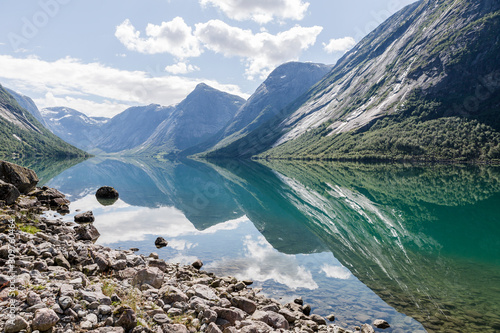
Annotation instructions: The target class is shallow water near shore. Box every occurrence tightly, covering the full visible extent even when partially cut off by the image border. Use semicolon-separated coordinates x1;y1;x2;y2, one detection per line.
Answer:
38;157;500;333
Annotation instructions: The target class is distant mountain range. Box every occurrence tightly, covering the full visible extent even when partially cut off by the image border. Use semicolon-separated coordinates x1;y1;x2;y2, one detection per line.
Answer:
3;0;499;162
11;61;330;157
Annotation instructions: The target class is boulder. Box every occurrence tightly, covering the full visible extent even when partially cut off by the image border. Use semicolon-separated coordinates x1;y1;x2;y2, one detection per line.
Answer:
155;237;168;248
96;186;119;199
231;296;257;314
132;267;164;289
207;322;223;333
192;259;203;269
0;180;20;205
0;160;38;194
165;286;187;304
215;307;247;325
4;315;29;333
75;224;100;242
74;211;95;223
32;308;60;331
115;307;137;331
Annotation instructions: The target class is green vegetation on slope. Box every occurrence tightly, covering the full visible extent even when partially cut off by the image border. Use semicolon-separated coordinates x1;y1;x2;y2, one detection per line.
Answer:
0;85;88;157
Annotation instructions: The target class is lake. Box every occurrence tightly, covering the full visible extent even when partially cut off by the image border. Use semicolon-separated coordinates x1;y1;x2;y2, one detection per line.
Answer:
27;156;500;332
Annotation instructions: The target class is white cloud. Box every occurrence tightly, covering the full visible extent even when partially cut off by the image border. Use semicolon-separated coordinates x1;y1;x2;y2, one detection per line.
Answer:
321;264;352;280
195;20;322;79
165;61;200;74
323;36;356;54
199;0;310;24
115;17;202;58
0;55;249;117
207;235;318;290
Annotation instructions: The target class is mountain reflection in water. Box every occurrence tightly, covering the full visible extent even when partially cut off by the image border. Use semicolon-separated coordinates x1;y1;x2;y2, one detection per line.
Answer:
43;157;500;333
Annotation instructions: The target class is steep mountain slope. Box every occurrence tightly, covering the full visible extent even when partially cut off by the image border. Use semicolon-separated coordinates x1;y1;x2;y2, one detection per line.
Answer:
135;83;245;155
41;107;108;152
209;0;500;162
0;85;87;157
5;87;46;127
96;104;174;153
185;62;332;156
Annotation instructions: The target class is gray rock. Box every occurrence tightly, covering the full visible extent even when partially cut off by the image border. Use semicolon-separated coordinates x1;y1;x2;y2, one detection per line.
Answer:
0;180;20;205
361;324;375;333
161;324;189;333
0;160;39;194
207;322;223;333
74;211;95;223
278;308;299;323
111;259;127;271
148;259;168;272
89;328;124;333
4;315;29;333
326;314;335;321
231;296;257;314
161;285;189;304
310;314;327;326
27;291;42;306
54;253;71;270
303;304;312;315
98;304;112;315
192;259;203;269
266;311;289;330
153;313;171;324
79;290;111;305
115;307;137;331
201;308;218;324
193;284;219;301
132;267;164;289
75;224;100;242
155;237;168;248
32;308;60;331
215;307;247;325
373;319;390;329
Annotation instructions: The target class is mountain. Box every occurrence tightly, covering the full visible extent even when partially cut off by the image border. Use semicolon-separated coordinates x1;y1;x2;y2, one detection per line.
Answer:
90;104;172;153
185;62;332;156
41;107;108;152
5;87;46;127
0;85;87;157
207;0;500;162
134;83;245;155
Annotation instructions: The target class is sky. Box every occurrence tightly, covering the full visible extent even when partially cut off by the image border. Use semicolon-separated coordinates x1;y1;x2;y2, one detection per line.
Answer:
0;0;416;118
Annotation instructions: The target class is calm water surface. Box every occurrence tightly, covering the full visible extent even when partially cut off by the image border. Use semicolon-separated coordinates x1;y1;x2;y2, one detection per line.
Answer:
38;157;500;333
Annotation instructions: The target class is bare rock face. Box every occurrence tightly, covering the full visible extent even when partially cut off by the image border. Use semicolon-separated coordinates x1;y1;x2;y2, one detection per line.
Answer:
0;160;38;194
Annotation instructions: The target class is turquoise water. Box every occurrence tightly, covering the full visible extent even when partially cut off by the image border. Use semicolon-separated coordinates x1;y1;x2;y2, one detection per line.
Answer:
42;157;500;332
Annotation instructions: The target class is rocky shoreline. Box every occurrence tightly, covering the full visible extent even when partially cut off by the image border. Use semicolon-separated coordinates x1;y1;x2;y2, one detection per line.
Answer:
0;160;385;333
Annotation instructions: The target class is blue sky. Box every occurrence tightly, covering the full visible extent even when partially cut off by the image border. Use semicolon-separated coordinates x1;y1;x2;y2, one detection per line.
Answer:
0;0;416;117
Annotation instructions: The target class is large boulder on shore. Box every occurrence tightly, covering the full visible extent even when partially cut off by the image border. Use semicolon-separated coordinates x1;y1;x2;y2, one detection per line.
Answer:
0;179;20;205
0;160;38;194
75;224;100;242
75;211;95;223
